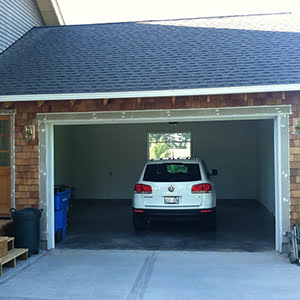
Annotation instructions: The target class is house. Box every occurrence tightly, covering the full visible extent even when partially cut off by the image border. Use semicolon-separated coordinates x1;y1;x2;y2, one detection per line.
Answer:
0;12;299;252
0;0;64;54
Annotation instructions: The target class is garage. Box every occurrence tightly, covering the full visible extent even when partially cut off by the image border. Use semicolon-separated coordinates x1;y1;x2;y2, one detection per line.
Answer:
37;105;290;252
1;13;298;255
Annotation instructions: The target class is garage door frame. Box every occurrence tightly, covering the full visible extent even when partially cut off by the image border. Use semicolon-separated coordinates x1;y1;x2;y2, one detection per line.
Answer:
37;105;291;252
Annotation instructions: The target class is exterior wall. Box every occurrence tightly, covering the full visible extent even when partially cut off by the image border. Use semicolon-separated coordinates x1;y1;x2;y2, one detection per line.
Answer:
0;0;44;53
288;93;300;226
0;91;299;226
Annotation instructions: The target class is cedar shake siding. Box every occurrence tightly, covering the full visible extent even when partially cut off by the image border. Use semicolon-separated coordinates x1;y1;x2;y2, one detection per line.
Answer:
1;91;299;226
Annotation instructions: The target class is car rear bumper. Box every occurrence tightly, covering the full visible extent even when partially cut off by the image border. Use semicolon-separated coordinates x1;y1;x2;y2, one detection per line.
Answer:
133;207;216;217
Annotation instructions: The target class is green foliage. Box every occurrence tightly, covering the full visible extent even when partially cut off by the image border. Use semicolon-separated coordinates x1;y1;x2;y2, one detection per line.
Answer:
167;164;188;174
149;132;191;149
150;143;171;159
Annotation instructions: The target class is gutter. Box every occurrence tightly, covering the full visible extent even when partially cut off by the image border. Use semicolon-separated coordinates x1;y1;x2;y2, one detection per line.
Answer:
0;84;300;102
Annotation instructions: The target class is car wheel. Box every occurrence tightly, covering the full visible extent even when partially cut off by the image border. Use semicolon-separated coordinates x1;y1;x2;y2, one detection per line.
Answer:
133;213;147;230
208;218;216;230
205;211;216;230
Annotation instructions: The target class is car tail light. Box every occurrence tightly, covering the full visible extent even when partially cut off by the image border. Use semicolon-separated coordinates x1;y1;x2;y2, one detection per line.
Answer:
191;183;212;193
134;184;152;194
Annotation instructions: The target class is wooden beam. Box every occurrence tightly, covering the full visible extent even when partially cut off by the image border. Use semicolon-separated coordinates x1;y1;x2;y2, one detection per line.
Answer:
172;96;176;105
103;99;109;106
281;91;286;100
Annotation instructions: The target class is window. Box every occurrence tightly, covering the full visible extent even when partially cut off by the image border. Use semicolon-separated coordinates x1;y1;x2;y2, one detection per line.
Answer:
0;117;10;167
143;163;201;182
148;132;191;160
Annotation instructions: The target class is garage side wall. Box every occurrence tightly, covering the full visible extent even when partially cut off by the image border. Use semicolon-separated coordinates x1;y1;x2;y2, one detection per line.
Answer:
1;91;299;226
256;120;275;215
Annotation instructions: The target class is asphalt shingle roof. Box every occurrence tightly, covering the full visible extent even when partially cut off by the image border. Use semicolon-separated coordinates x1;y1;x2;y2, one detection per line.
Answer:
0;13;300;97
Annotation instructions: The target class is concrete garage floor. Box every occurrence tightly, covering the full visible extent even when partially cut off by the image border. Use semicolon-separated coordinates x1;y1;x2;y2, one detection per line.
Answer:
57;199;275;251
0;250;299;300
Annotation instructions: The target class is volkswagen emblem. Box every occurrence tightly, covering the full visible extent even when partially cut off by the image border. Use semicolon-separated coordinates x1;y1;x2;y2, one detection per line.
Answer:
168;185;175;192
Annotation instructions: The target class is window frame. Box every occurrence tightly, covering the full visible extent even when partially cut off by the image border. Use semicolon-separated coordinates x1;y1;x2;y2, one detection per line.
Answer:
146;131;192;160
0;115;11;167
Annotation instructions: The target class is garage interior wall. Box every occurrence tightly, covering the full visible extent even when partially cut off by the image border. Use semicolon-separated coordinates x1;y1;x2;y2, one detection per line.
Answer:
54;120;274;214
256;120;275;215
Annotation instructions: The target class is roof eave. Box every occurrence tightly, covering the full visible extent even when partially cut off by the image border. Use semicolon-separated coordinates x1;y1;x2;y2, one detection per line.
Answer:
0;84;299;102
36;0;65;26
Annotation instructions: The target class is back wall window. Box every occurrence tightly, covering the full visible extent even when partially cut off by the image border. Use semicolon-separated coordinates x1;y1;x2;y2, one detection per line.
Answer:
148;132;191;159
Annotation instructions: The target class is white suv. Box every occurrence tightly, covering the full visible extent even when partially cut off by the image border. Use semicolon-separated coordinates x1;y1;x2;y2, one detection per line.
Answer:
132;159;217;230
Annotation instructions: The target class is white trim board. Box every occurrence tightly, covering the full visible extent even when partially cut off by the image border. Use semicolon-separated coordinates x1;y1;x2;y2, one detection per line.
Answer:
37;105;291;124
38;105;291;252
2;84;300;102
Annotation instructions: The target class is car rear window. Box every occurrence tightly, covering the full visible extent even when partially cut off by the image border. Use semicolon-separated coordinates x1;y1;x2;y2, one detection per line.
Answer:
143;163;201;182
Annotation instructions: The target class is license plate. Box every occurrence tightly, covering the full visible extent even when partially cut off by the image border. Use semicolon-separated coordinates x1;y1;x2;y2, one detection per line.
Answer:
164;196;179;204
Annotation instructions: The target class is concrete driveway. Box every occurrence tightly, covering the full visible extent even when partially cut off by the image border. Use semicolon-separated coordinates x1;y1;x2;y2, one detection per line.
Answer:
0;250;299;300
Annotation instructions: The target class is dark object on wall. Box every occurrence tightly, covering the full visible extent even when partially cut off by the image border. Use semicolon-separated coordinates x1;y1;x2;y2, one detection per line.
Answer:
10;208;43;255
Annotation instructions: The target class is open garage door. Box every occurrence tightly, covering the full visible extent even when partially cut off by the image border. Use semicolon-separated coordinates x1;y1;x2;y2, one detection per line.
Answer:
52;120;275;251
37;106;291;252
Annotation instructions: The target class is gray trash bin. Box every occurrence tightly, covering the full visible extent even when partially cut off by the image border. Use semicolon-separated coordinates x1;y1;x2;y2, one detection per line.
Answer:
11;208;43;255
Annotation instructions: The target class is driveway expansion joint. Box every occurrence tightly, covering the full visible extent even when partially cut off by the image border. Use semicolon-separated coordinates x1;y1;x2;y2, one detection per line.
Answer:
127;251;156;300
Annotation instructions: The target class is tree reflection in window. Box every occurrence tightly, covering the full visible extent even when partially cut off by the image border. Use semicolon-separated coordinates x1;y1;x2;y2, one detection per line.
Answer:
148;132;191;159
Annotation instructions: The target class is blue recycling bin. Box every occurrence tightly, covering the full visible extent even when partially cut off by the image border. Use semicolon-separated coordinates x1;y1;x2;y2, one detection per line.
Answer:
54;188;71;242
55;189;71;210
